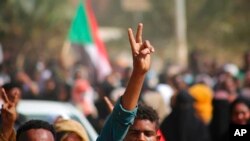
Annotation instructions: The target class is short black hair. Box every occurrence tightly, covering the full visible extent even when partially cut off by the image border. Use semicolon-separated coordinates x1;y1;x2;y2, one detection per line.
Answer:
136;103;159;130
230;98;250;115
1;82;21;92
16;120;56;140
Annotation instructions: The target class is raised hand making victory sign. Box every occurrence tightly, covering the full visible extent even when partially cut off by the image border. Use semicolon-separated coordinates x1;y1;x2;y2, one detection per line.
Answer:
0;88;18;141
128;23;155;74
122;23;155;111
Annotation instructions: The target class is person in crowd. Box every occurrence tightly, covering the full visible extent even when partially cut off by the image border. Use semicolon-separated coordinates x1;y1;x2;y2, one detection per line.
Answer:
142;89;168;124
14;71;39;99
54;118;89;141
210;92;230;141
71;65;98;118
214;73;239;103
241;70;250;100
0;88;17;141
239;50;250;80
16;120;56;141
160;88;210;141
218;98;250;141
230;98;250;125
188;50;204;75
0;83;27;130
40;77;59;101
210;71;239;141
188;81;213;125
103;96;166;141
123;103;161;141
0;64;11;86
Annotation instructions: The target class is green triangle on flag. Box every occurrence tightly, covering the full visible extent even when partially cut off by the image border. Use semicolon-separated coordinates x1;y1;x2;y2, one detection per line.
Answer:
66;0;112;83
68;2;93;45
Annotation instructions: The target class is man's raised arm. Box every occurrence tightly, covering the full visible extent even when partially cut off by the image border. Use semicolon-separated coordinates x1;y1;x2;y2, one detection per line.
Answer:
97;23;154;141
121;23;154;110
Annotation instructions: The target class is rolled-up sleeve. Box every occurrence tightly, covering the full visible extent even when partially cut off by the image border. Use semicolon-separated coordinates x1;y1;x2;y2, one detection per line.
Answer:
96;98;137;141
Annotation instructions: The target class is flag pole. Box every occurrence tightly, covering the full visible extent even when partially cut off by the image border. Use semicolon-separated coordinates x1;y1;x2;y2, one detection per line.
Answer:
175;0;188;69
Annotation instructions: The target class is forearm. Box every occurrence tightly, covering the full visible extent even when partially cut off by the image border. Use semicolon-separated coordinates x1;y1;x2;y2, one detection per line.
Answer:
121;70;146;110
26;81;39;95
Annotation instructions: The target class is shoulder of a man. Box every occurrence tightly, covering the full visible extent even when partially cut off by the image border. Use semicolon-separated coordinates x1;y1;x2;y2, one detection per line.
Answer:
112;98;138;125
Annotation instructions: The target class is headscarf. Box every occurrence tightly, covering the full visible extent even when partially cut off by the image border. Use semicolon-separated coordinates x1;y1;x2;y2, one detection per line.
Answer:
189;83;213;124
54;119;89;141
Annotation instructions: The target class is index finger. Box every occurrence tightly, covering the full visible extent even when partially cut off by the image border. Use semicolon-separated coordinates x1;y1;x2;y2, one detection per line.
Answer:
128;28;135;45
104;96;114;113
1;88;9;103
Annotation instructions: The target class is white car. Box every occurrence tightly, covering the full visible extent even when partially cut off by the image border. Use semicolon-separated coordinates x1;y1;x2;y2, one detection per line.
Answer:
17;100;98;141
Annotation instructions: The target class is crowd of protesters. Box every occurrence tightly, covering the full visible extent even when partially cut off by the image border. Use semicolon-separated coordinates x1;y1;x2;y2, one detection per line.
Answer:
0;22;250;141
0;23;161;141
